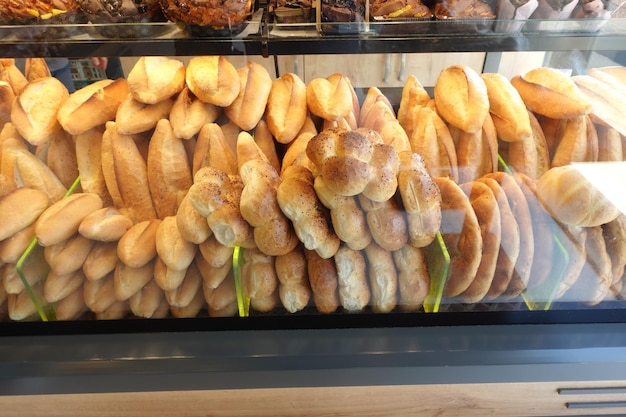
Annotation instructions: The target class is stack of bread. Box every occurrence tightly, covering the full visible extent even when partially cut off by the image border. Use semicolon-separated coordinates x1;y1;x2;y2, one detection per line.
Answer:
1;55;626;322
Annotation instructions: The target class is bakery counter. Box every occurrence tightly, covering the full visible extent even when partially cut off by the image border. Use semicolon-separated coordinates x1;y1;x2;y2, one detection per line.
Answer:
1;17;626;57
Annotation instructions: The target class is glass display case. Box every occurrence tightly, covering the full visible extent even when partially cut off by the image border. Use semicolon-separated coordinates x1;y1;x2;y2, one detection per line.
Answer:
1;1;626;414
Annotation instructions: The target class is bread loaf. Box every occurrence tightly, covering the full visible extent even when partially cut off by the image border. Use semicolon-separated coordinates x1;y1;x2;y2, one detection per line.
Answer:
171;289;206;318
129;280;166;319
397;151;442;248
2;245;47;295
35;193;103;247
192;123;238;176
304;249;339;314
8;282;44;321
434;65;489;134
0;59;28;96
155;216;198;272
224;61;272;131
452;114;498;183
154;257;187;292
458;181;501;303
393;245;430;311
364;242;398;313
253;119;281;174
147;119;193;219
115;94;174;135
0;81;16;127
505;110;550;180
176;193;213;244
203;271;236;312
169;86;221;140
45;129;79;190
11;76;68;146
551;115;591;167
44;269;84;304
75;127;113;207
165;262;202;308
266;72;308;144
57;78;130;135
510;67;590;119
9;142;67;201
0;188;50;241
334;245;370;312
275;247;311;313
398;74;431;139
117;219;161;268
24;58;51;82
83;241;119;281
0;224;35;264
434;176;482;298
597;125;623;162
127;56;186;104
196;251;232;289
78;206;134;242
241;248;278;313
572;74;626;136
186;56;240;107
198;235;234;268
358;194;408;252
84;273;117;312
54;285;85;321
44;234;95;276
306;73;353;122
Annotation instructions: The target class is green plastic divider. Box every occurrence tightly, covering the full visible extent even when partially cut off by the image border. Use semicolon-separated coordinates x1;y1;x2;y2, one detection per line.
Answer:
423;232;450;313
232;246;250;317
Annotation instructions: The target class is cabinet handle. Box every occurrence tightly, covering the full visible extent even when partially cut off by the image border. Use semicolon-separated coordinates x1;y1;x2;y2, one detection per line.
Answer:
558;387;626;395
566;401;626;409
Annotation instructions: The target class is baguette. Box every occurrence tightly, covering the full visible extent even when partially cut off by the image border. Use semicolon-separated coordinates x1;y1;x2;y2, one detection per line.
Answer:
127;56;186;104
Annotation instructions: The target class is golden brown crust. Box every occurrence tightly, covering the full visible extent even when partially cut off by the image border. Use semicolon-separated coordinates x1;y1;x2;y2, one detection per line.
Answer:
224;62;272;131
176;193;213;244
241;248;278;312
275;246;311;313
117;219;161;268
363;242;398;313
155;216;198;273
84;273;117;314
0;187;50;241
334;245;370;312
266;72;308;145
46;129;79;190
393;245;430;311
169;86;221;140
78;206;134;242
44;234;95;276
358;194;408;252
129;280;166;319
114;259;154;301
165;262;203;308
304;249;339;314
115;94;174;135
83;241;119;282
127;57;186;105
551;115;590;167
306;73;353;122
398;74;431;139
76;127;113;207
44;269;84;304
186;56;240;107
192;123;238;177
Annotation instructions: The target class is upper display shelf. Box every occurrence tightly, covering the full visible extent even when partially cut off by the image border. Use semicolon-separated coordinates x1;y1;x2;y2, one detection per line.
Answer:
0;10;625;58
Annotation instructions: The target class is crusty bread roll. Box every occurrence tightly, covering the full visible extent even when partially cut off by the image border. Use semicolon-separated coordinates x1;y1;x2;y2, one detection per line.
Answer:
603;214;626;286
101;122;157;223
397;151;442;248
597;125;623;162
2;245;47;295
0;173;16;199
75;127;113;207
8;282;44;321
165;261;202;308
458;181;501;303
169;86;221;140
0;187;50;241
176;193;213;244
236;130;270;172
0;224;35;264
510;67;590;119
188;167;255;248
192;123;238;176
11;76;68;146
24;58;51;82
44;269;84;304
0;59;28;96
306;73;353;122
281;130;316;175
409;106;458;182
551;115;591;167
198;235;234;268
44;234;95;276
154;256;187;292
484;172;534;299
129;279;166;319
113;259;154;301
589;66;626;98
275;246;311;313
147;119;193;219
78;206;134;242
45;129;79;190
35;193;103;247
360;86;394;128
304;249;339;314
127;56;186;105
434;176;482;298
54;285;85;321
451;114;498;184
393;245;430;311
224;61;272;131
398;74;431;140
475;177;520;300
239;158;299;257
278;165;340;259
254;119;281;174
241;248;278;313
203;270;236;312
537;164;620;227
334;244;370;312
117;219;161;268
314;175;372;251
83;274;117;313
553;223;587;300
480;72;532;143
572;74;626;137
0;81;16;126
83;241;119;281
434;65;489;134
155;216;197;272
266;72;308;144
196;250;232;290
505;110;550;180
186;56;240;107
171;288;206;318
363;242;397;313
115;93;174;135
58;78;130;135
358;194;408;252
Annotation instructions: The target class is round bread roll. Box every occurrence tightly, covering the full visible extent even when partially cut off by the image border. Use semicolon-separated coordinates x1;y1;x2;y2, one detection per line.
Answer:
35;193;104;247
434;176;482;298
0;188;50;241
57;78;130;135
275;246;311;313
186;56;240;107
306;73;353;122
364;242;398;313
393;245;430;312
224;61;272;131
458;181;501;303
117;219;161;268
434;65;489;134
78;207;134;242
537;165;620;227
510;67;591;119
11;76;68;146
127;56;186;105
334;245;370;312
266;72;308;144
